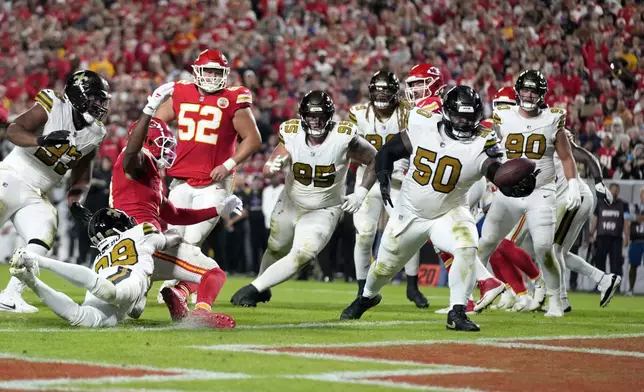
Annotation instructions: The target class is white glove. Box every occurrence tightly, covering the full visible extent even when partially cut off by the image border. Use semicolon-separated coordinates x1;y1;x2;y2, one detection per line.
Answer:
268;155;288;174
566;178;582;210
595;181;613;205
143;82;175;116
217;195;243;217
341;186;369;214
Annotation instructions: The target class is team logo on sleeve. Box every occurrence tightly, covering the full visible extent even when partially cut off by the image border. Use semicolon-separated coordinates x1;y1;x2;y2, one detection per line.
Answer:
217;97;229;108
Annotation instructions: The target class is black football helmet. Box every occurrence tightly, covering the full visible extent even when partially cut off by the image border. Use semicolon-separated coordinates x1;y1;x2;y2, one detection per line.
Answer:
514;70;547;112
299;90;335;139
441;86;484;140
369;70;399;110
88;208;136;246
64;70;111;124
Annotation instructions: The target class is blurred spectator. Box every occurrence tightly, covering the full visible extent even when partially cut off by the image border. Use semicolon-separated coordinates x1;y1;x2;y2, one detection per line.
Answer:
591;183;630;279
628;187;644;296
597;135;617;178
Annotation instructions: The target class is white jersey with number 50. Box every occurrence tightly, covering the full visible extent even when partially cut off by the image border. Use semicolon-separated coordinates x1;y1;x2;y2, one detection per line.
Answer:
1;89;106;192
401;108;502;220
279;119;358;210
493;105;565;189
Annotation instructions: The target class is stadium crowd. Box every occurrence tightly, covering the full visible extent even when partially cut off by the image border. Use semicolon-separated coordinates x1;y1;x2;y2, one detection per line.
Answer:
0;0;642;282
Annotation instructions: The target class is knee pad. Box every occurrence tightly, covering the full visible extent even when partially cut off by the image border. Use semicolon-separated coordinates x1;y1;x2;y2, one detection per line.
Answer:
373;258;400;277
453;247;477;261
292;248;316;268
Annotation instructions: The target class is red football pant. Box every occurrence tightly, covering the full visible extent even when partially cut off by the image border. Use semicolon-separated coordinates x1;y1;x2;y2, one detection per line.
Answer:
176;267;227;310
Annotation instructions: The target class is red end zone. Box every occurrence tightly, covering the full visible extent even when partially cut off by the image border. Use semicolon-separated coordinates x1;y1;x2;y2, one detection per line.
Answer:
0;359;173;381
273;336;644;391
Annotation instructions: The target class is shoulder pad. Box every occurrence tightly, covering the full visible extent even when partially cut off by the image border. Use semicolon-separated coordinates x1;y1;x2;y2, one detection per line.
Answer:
352;104;368;112
34;89;56;113
279;119;300;144
142;222;159;235
232;86;253;105
492;112;502;125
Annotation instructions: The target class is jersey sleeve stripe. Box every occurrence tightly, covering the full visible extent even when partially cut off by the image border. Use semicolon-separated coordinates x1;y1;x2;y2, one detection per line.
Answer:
278;133;285;145
35;92;53;112
348;112;357;124
236;94;252;103
492;113;501;125
484;139;497;149
142;223;159;235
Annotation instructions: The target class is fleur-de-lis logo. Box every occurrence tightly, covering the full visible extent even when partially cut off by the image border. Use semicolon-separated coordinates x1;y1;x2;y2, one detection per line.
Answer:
74;73;88;86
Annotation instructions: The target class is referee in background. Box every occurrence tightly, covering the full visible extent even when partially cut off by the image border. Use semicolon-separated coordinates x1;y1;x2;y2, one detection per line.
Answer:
591;183;630;280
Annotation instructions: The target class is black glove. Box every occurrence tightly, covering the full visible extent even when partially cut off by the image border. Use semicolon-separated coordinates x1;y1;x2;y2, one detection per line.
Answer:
499;169;540;198
70;201;93;226
37;130;70;147
377;170;394;208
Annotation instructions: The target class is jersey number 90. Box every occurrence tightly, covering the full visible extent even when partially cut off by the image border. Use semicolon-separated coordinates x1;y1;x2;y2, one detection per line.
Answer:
412;147;462;193
505;134;546;159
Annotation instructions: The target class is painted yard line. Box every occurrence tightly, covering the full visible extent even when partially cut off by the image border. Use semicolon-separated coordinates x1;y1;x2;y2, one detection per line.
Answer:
288;374;485;392
474;341;644;358
284;367;501;379
280;287;448;299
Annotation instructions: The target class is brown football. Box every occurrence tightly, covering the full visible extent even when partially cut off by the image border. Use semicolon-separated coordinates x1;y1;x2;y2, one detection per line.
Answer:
494;158;536;187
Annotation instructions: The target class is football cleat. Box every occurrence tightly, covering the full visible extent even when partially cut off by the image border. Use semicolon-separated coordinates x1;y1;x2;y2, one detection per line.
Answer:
562;297;572;313
0;287;38;313
474;277;505;312
256;288;272;303
510;293;540;312
157;280;178;304
340;294;382;320
598;274;621;307
491;288;516;310
434;299;476;315
185;308;236;329
407;289;429;309
230;284;264;307
357;279;366;298
128;294;147;320
446;305;480;332
544;295;564;317
533;276;546;307
161;286;189;321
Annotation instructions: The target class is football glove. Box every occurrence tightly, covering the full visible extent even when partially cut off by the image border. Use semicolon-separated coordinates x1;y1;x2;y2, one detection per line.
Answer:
69;201;93;226
37;130;70;147
595;181;613;205
143;82;175;116
377;170;394;207
341;186;369;214
217;195;243;217
268;155;288;174
499;169;540;198
566;178;582;210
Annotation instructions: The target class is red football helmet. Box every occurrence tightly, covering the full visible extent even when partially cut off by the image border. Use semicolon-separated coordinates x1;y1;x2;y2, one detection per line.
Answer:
493;87;517;107
405;64;445;102
192;49;230;93
129;118;177;169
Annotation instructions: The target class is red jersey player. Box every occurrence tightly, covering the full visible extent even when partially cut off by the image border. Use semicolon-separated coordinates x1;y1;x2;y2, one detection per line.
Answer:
107;83;243;327
155;49;261;246
405;64;446;113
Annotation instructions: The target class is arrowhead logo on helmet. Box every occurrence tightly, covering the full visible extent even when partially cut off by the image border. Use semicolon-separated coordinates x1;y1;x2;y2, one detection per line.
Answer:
405;64;445;103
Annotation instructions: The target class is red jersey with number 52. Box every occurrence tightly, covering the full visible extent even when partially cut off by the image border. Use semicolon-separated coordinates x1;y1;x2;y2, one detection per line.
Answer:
167;81;252;186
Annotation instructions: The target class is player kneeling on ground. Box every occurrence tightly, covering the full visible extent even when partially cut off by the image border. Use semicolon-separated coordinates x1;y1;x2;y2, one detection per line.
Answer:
340;86;539;331
8;208;183;327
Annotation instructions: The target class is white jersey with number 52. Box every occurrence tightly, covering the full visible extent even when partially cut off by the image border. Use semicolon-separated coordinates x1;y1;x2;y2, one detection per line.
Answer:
1;89;106;192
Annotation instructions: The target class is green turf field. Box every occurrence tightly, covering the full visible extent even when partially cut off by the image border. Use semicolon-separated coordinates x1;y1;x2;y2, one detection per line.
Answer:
0;265;643;392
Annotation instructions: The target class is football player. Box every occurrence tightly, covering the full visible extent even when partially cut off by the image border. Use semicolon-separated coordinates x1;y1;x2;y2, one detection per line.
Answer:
349;71;428;308
0;70;110;313
8;208;185;327
478;70;581;318
154;49;261;301
405;64;446;112
340;86;538;331
230;91;378;306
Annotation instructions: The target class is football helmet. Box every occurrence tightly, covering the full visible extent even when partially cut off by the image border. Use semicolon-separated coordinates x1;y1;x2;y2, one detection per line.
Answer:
299;90;335;139
442;86;484;140
64;70;111;124
405;64;445;103
88;208;136;247
192;49;230;93
493;87;517;108
128;118;177;169
369;71;399;110
514;70;547;112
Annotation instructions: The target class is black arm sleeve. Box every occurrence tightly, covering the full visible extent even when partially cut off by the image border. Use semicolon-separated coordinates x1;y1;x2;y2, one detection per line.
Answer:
485;161;502;183
375;133;410;174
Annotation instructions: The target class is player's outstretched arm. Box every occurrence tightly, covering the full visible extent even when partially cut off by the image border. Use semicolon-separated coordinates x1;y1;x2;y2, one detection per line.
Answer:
341;137;378;213
570;138;612;205
159;195;242;226
263;143;290;178
154;96;176;124
211;108;262;181
6;104;49;147
375;132;413;207
68;150;96;206
479;139;537;198
122;114;151;178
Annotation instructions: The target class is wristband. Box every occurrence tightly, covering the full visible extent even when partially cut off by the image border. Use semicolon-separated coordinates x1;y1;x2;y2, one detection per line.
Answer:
223;158;237;172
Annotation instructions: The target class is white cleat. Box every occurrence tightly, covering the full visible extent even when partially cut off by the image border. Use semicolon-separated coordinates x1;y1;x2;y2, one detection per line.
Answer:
0;287;38;313
544;295;564;317
598;274;622;307
533;276;546;308
492;289;516;310
510;293;540;312
128;294;147;320
157;280;178;304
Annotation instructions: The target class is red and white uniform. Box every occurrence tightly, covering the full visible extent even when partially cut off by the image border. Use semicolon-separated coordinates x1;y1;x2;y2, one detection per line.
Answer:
167;81;252;245
415;96;442;113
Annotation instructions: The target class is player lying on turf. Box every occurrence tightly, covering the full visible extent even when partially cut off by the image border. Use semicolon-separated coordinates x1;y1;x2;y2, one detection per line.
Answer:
71;83;242;327
8;208;182;327
340;86;539;331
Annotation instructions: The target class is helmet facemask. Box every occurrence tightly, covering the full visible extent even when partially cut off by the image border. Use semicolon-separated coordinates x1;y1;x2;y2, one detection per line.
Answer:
443;106;482;140
517;88;542;112
148;134;177;169
370;83;398;110
405;77;442;102
302;111;332;139
193;65;229;93
85;94;111;123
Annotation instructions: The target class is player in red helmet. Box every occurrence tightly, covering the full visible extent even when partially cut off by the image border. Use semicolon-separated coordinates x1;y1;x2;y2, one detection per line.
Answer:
405;64;446;113
154;49;262;305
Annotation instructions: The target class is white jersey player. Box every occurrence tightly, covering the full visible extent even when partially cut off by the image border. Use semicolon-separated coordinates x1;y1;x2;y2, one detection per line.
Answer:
508;129;620;310
478;70;582;318
0;70;110;313
230;90;378;306
349;71;428;308
8;208;182;327
340;86;539;331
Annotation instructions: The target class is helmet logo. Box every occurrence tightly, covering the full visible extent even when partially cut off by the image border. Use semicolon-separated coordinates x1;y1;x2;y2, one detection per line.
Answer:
217;97;229;108
524;81;536;88
458;106;474;113
74;73;88;86
310;107;323;112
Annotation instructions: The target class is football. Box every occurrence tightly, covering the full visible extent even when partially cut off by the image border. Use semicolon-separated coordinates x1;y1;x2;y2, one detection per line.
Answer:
494;158;536;187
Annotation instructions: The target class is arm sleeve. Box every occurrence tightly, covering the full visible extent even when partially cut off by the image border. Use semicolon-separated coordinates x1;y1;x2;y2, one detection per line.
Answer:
375;133;410;174
159;199;219;225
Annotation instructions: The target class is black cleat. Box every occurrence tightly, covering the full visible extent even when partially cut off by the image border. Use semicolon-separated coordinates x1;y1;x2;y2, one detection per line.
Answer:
407;289;429;308
231;284;263;307
446;305;480;332
256;288;272;303
340;294;382;320
357;279;366;297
